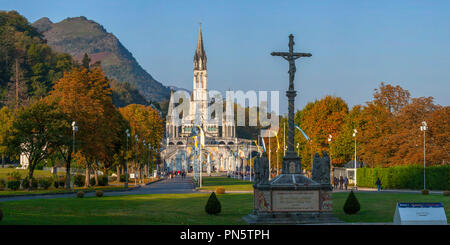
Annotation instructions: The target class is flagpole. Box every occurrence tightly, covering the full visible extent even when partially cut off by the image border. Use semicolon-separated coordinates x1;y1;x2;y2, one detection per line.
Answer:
269;133;271;181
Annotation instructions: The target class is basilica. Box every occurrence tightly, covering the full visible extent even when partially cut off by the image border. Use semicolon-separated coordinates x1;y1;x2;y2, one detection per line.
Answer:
161;26;254;173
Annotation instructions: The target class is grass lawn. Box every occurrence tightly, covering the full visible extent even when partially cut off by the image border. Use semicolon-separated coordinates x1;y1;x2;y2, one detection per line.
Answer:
0;168;64;180
333;192;450;223
0;185;135;196
198;176;253;191
0;192;448;224
0;193;252;225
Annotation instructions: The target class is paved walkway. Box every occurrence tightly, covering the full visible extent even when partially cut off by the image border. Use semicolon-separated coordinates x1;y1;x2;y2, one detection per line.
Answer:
0;176;196;202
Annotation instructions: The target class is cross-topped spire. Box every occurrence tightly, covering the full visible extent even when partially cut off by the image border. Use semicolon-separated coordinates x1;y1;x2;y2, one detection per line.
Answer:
194;23;207;70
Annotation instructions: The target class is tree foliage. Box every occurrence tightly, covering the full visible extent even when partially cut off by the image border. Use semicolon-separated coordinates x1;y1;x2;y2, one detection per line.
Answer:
7;100;70;189
0;11;74;107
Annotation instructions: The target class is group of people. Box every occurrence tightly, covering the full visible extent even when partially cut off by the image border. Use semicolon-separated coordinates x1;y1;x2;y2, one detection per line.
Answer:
164;170;186;179
333;176;349;190
332;175;383;192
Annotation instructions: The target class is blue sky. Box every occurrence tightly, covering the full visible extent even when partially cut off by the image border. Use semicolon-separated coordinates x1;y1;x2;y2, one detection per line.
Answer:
2;0;449;114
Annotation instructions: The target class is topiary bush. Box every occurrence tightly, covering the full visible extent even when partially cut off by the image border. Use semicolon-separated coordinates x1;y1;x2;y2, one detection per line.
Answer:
96;190;104;197
38;178;52;190
77;191;84;198
421;189;429;195
7;180;20;190
343;190;361;215
205;192;221;215
215;187;225;194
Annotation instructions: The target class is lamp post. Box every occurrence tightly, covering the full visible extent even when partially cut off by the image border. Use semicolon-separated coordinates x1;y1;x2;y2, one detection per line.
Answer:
125;129;130;188
142;140;146;184
135;134;138;186
420;121;428;190
328;134;332;180
352;129;357;188
148;144;152;178
71;121;78;192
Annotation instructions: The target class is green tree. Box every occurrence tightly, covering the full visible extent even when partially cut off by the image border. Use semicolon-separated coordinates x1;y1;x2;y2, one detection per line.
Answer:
81;53;90;70
0;106;13;166
7;100;70;190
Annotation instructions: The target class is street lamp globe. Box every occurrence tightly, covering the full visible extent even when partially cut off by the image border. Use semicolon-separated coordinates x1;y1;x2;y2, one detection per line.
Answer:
72;121;78;132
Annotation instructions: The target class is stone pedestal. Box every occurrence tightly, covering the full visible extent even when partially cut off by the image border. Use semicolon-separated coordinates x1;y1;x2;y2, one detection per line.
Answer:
243;173;341;224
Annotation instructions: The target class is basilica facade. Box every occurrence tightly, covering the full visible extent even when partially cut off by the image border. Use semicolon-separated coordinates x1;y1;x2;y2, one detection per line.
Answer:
161;26;254;173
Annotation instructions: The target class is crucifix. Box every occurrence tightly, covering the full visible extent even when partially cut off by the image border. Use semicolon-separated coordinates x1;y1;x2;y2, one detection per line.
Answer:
271;34;311;174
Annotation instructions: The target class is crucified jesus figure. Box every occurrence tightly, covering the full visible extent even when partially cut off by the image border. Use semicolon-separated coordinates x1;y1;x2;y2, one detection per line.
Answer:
271;34;312;90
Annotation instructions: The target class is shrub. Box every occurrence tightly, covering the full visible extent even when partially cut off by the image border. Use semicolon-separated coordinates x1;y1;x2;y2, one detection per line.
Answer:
205;192;221;215
215;187;225;194
0;179;6;190
89;177;96;186
119;174;127;182
53;180;59;189
77;191;84;198
38;178;52;190
421;189;429;195
74;175;85;187
357;165;449;190
443;191;450;196
58;177;66;188
343;190;360;215
98;176;108;186
7;171;21;181
96;190;104;197
22;177;38;190
0;208;2;221
7;180;20;190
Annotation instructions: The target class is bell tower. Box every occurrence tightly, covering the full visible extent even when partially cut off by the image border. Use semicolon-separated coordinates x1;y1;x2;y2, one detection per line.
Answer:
192;23;208;118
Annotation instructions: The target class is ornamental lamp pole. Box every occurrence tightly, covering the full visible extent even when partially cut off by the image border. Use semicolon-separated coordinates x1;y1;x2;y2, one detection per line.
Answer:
352;129;357;188
142;140;146;184
148;144;152;178
71;121;78;192
135;134;138;186
420;121;428;190
125;129;130;188
328;134;332;180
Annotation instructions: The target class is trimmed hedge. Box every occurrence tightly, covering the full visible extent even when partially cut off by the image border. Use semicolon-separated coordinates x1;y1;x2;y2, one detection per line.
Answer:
357;164;449;190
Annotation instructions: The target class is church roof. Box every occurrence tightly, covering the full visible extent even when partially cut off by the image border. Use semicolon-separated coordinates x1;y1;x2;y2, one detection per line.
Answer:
194;24;207;70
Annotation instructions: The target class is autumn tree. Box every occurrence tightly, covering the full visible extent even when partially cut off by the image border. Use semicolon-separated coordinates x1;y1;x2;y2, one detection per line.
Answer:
45;66;118;187
294;96;349;170
119;104;164;181
373;82;410;114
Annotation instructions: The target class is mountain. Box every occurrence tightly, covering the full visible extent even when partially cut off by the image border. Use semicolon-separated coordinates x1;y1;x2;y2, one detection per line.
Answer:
32;16;170;102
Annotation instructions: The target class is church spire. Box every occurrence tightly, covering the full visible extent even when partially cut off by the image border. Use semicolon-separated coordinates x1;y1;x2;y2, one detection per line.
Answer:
194;23;207;70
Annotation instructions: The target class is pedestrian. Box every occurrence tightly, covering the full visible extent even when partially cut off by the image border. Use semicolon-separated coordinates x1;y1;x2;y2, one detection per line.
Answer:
344;176;348;190
339;176;344;190
376;177;382;192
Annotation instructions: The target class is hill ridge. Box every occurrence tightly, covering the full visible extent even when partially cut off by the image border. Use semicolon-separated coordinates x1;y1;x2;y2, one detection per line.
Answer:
32;16;170;102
